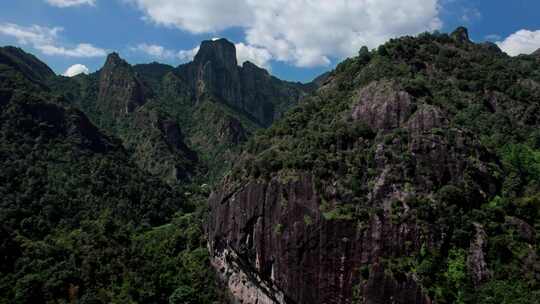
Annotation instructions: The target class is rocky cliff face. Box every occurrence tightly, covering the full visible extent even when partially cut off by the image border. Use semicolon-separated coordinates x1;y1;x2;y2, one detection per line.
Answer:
48;39;312;183
208;81;499;303
55;52;200;183
208;28;540;303
98;53;151;117
175;39;312;127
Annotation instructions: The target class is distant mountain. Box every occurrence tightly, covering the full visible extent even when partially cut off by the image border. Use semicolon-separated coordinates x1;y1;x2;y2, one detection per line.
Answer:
48;38;315;183
174;38;312;127
7;26;538;304
208;27;540;303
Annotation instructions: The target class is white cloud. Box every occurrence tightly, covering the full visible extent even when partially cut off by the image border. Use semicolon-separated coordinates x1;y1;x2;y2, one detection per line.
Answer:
235;42;271;69
131;43;199;61
0;23;60;46
177;46;200;61
497;29;540;56
131;43;176;59
127;0;442;67
0;22;106;58
45;0;95;7
63;64;89;77
39;43;106;57
126;0;251;33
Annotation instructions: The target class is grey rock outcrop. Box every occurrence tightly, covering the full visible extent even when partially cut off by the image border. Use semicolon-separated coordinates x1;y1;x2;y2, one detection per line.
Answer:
467;223;491;287
351;80;414;132
98;53;150;116
209;77;502;303
175;39;313;127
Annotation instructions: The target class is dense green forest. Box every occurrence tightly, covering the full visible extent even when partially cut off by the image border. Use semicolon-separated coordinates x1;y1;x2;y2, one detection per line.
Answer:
0;46;220;303
212;28;540;303
2;26;540;304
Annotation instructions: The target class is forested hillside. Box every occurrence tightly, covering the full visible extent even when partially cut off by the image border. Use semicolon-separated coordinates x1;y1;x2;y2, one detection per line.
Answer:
2;26;540;304
0;38;312;303
0;46;219;303
208;27;540;304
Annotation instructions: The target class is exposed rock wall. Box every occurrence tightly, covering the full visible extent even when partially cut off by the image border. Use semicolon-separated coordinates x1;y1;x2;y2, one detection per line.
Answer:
208;174;434;304
98;53;150;116
208;80;501;303
176;39;312;127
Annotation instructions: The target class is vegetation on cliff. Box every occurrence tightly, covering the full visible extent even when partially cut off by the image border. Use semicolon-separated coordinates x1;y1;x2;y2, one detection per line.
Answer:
2;25;540;304
212;28;540;303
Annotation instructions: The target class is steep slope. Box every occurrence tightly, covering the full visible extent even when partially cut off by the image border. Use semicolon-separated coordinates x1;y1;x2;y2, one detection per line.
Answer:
133;62;174;93
97;52;152;117
48;53;199;184
173;38;311;127
0;46;55;85
208;28;540;303
0;48;219;304
155;39;314;180
51;39;313;183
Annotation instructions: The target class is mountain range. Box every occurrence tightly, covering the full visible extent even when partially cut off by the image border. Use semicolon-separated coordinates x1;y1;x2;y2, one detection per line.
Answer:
1;27;540;304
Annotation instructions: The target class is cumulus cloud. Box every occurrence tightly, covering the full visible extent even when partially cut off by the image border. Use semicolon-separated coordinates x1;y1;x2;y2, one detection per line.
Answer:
235;42;272;69
0;22;106;57
39;43;106;57
63;64;89;77
127;0;442;67
497;29;540;56
0;23;59;46
126;0;251;33
45;0;95;7
131;43;199;61
131;43;176;59
177;46;200;61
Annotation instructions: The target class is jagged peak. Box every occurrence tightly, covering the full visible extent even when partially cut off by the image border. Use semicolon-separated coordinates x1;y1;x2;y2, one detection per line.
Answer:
194;38;237;69
451;26;470;43
533;48;540;57
103;52;129;70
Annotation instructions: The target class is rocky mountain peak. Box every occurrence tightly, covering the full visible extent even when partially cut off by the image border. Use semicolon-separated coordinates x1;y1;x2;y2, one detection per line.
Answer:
194;38;238;71
98;52;149;115
103;52;129;70
451;26;470;43
533;48;540;57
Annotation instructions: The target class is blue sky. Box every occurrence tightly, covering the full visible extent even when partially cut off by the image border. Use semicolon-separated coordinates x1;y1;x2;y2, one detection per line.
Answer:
1;0;540;82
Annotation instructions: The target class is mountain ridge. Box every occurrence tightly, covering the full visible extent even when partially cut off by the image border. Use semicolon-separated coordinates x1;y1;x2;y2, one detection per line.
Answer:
40;38;316;183
2;28;540;304
208;27;540;304
0;45;221;303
